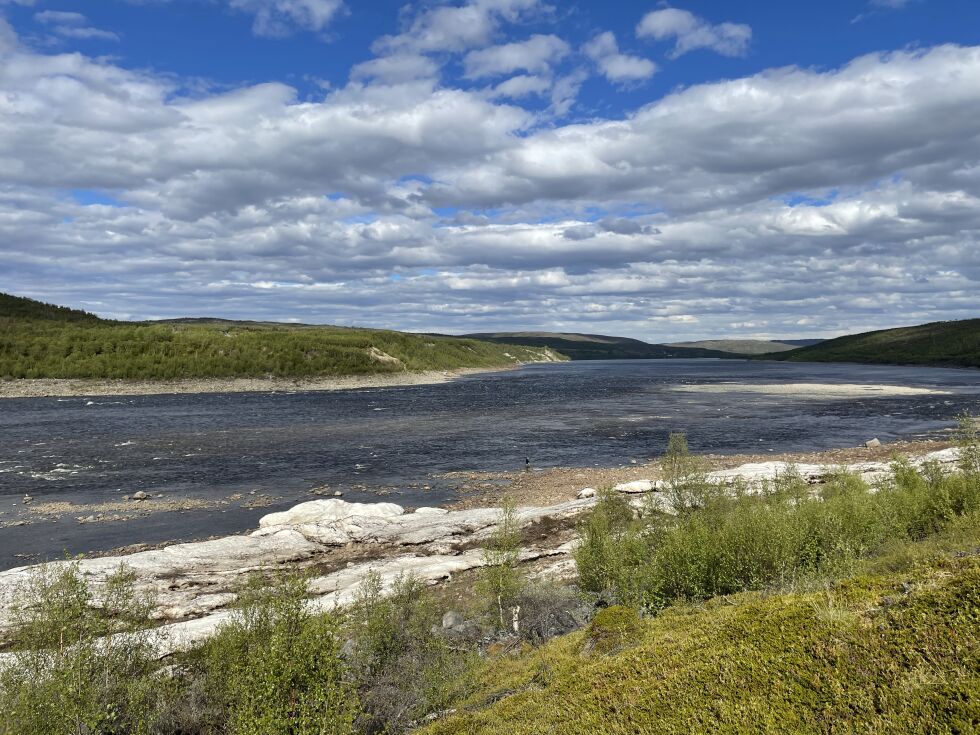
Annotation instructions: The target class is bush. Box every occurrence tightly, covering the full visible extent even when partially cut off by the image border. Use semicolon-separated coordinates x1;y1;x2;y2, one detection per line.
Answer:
0;562;159;735
200;573;358;735
346;573;477;734
476;500;525;629
512;582;586;645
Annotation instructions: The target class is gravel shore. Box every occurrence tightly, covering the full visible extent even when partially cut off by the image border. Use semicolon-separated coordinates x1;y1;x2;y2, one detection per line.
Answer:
0;367;512;399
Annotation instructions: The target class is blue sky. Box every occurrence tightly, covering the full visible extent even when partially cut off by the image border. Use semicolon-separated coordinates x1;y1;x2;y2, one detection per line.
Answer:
1;0;979;339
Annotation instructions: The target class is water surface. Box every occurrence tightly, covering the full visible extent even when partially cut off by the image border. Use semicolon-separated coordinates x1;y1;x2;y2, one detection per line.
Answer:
1;359;978;568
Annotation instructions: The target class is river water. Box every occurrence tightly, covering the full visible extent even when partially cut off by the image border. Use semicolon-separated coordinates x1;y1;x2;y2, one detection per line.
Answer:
1;359;979;568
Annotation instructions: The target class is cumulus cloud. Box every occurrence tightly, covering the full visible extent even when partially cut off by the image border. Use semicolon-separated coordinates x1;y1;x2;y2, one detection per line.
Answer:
373;0;544;55
34;9;119;41
637;8;751;58
228;0;345;37
583;31;656;84
0;13;978;339
463;33;568;78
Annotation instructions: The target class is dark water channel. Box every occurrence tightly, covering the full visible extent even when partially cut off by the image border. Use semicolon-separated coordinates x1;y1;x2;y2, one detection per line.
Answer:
1;359;979;568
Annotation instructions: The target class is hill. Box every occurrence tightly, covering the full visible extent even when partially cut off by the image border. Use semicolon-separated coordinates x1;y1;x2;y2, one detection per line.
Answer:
667;339;798;355
764;319;980;368
462;332;734;360
0;293;565;380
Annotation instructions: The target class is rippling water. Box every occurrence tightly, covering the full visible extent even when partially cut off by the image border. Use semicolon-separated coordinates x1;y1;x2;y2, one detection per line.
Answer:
1;359;978;567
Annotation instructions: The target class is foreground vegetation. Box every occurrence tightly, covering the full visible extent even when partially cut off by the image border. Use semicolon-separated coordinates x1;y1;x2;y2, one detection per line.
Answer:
766;318;980;368
2;424;978;733
0;293;562;380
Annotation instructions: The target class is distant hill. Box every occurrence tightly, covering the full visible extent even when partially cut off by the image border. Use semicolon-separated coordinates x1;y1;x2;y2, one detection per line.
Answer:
0;292;103;323
462;332;734;360
667;340;798;355
764;319;980;368
0;292;566;380
776;339;824;348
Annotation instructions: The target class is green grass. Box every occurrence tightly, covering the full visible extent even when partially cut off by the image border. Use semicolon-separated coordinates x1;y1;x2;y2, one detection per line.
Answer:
419;535;980;735
764;318;980;368
0;292;565;380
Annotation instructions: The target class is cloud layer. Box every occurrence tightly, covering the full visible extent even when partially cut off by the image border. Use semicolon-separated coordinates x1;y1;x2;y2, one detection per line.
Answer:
0;5;977;341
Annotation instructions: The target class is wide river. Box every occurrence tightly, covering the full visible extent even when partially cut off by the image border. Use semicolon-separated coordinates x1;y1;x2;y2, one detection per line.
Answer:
1;359;979;568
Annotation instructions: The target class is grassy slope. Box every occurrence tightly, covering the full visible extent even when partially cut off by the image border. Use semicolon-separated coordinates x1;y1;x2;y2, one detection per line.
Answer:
421;526;980;735
766;319;980;368
463;332;735;360
0;293;566;380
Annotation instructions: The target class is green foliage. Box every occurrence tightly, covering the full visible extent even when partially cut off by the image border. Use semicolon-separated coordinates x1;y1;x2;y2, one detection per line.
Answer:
476;500;526;629
583;605;643;656
765;317;980;368
417;552;980;735
463;332;732;360
0;562;158;735
576;448;980;611
200;574;358;735
661;432;714;513
0;292;565;380
346;573;478;733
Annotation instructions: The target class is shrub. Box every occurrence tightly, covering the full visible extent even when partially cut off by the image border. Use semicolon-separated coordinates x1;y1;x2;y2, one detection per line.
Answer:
346;573;477;734
0;562;159;735
476;499;525;629
200;573;359;735
512;582;586;645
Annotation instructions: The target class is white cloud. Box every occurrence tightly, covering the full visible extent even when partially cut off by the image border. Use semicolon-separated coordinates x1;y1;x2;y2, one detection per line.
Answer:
350;54;440;84
228;0;345;37
34;9;119;41
583;31;656;84
637;8;751;58
373;0;544;55
0;13;978;339
463;34;569;78
488;74;551;99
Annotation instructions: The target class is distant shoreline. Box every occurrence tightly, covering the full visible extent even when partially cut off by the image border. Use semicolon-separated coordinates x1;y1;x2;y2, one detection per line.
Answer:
0;366;520;399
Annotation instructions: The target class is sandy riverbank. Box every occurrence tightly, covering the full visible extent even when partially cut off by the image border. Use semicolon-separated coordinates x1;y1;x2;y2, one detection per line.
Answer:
673;382;951;397
0;366;515;399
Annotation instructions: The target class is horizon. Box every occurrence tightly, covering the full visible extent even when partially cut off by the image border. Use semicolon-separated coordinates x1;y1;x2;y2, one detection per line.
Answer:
2;1;979;342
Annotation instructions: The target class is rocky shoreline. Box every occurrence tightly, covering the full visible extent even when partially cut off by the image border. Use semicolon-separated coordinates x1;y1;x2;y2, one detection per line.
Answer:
0;366;519;399
0;443;962;661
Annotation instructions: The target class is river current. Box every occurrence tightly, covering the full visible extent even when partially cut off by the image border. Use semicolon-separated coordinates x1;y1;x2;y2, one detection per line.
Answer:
1;359;979;568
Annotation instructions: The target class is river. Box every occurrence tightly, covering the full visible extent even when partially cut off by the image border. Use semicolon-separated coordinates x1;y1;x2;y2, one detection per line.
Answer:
1;359;978;568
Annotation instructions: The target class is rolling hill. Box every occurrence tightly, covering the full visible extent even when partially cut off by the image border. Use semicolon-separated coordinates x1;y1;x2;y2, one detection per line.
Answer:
667;339;799;355
764;319;980;368
461;332;734;360
0;293;565;380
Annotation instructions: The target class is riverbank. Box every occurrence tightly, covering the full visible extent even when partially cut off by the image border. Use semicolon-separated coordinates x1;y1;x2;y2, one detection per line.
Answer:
0;366;518;399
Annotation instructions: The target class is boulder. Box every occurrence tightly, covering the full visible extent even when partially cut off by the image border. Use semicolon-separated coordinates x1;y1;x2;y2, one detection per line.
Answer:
865;438;882;448
259;499;404;528
613;480;655;494
442;610;465;629
577;488;597;499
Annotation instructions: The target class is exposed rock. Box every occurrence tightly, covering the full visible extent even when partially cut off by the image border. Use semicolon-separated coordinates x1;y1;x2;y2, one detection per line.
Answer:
613;479;659;494
131;491;149;501
442;610;465;629
577;488;596;499
865;438;882;448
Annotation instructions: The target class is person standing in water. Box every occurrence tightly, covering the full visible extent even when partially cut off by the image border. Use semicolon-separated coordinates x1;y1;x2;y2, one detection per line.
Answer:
525;455;530;471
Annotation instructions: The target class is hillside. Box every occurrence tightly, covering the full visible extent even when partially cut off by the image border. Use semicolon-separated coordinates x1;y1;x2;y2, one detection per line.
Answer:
667;339;798;355
765;319;980;368
463;332;734;360
0;293;565;380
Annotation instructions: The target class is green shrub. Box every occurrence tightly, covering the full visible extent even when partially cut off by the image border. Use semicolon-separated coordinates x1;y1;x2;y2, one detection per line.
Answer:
476;500;526;629
0;562;158;735
346;573;477;733
200;573;358;735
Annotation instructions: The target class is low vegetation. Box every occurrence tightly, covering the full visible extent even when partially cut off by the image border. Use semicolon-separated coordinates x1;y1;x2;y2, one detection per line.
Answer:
2;423;978;733
0;292;563;380
461;331;734;360
765;318;980;368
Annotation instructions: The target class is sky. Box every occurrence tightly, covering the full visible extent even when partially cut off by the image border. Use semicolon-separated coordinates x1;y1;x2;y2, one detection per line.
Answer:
1;0;979;340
